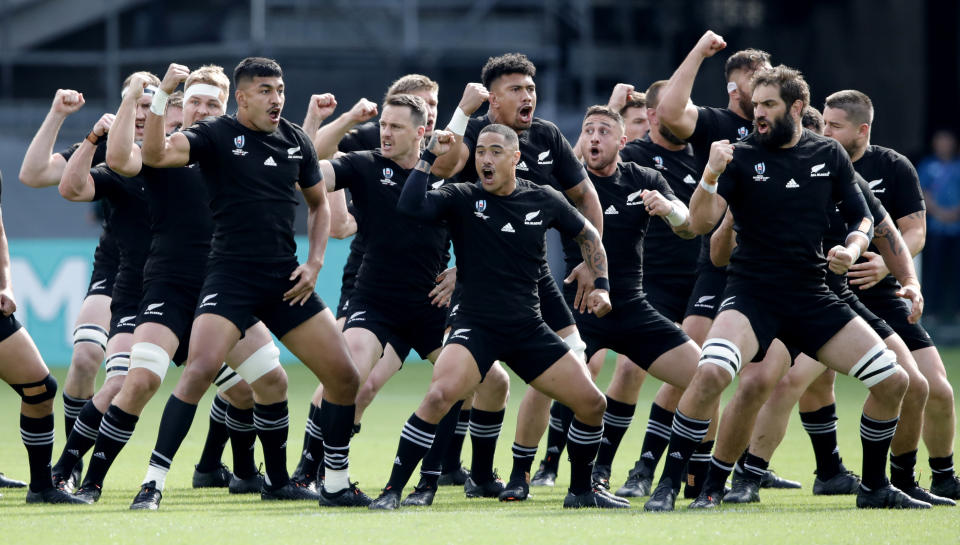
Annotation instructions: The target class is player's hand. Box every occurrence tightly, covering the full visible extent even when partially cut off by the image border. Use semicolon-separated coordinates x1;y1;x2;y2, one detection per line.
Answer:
124;74;155;102
826;245;856;275
847;251;889;290
641;190;673;217
159;63;190;94
896;283;924;324
426;131;455;156
607;83;635;111
429;267;457;307
92;113;116;137
706;140;734;179
51;89;85;116
346;98;378;125
0;289;17;316
563;262;595;314
284;261;321;306
306;93;338;123
587;289;612;317
695;30;727;59
458;83;489;115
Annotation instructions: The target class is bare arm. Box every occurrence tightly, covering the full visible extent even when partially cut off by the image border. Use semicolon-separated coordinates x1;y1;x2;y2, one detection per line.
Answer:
431;83;489;178
302;93;338;147
658;31;727;141
58;135;99;203
710;207;737;266
282;181;331;306
142;64;191;168
106;77;149;177
311;98;377;160
689;140;733;234
871;214;923;322
328;188;357;239
0;208;16;316
573;223;612;317
895;210;926;257
564;178;604;236
19;90;86;188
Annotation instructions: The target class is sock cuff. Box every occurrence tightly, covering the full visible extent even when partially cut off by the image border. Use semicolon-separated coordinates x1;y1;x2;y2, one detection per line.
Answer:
254;400;289;414
105;404;140;427
799;403;838;423
604;396;636;417
567;418;603;445
511;443;539;457
694;439;715;454
457;408;471;422
649;402;675;423
929;454;955;473
710;456;735;472
408;413;438;435
469;408;505;425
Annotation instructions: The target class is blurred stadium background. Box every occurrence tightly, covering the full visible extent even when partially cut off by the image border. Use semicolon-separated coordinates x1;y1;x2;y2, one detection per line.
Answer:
1;0;958;363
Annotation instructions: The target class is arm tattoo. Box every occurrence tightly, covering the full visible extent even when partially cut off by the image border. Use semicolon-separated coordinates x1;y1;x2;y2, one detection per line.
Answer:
415;159;432;174
875;219;902;256
574;226;608;279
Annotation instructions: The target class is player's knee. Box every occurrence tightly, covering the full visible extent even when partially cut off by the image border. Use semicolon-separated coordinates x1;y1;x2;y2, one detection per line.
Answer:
70;342;105;380
583;390;606;421
73;324;107;360
483;363;511;404
221;380;255;409
11;374;58;409
562;331;587;362
852;343;905;396
104;351;131;381
422;385;456;419
738;369;777;401
926;376;954;411
234;342;284;388
698;338;741;383
130;342;171;382
904;368;929;403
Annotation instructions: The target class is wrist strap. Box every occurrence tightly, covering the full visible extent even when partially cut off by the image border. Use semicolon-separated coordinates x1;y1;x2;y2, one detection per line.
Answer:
593;277;610;291
699;177;718;194
149;89;169;116
447;107;469;136
86;132;100;146
666;202;688;226
420;149;438;165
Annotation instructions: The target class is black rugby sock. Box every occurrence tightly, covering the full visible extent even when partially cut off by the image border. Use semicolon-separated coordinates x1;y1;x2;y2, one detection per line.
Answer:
21;413;55;493
254;401;290;489
889;449;918;487
542;402;574;469
53;401;103;476
196;394;230;472
637;402;674;474
420;400;463;487
595;397;635;468
566;419;603;495
859;414;898;490
703;456;735;494
62;393;88;439
298;403;325;479
800;403;842;479
226;405;257;479
686;439;715;494
930;454;956;483
660;410;710;491
509;443;538;483
386;414;437;492
320;399;355;492
441;406;470;474
145;395;198;490
83;404;138;488
469;408;504;483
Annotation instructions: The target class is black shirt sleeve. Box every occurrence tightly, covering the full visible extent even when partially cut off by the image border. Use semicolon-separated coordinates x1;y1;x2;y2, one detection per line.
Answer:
182;121;217;165
888;152;925;219
686;107;721;151
833;147;874;241
89;166;124;202
397;167;461;220
59;141;108;166
330;152;365;192
338;122;379;153
551;126;588;191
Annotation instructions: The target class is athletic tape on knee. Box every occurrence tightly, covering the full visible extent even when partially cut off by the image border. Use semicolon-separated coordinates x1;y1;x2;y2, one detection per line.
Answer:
215;362;243;393
129;342;171;381
699;338;742;379
10;374;58;404
562;331;587;362
849;344;899;388
73;323;108;351
442;330;450;345
233;342;281;384
105;352;131;379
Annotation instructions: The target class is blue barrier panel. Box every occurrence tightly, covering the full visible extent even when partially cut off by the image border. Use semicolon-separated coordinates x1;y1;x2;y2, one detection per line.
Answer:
8;236;354;367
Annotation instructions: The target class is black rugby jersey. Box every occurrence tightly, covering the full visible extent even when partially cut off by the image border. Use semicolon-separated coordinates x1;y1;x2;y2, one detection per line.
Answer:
338;121;381;154
183;115;322;263
621;137;701;278
331;150;450;304
584;162;676;304
89;166;150;298
61;141;114;235
399;174;586;325
717;130;872;288
140;162;213;283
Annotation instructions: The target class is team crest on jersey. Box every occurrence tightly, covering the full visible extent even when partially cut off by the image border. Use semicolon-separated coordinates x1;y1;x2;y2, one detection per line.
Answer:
474;199;489;220
524;210;542;225
232;135;248;156
380;167;396;185
738;126;749;140
653;156;665;170
753;162;769;181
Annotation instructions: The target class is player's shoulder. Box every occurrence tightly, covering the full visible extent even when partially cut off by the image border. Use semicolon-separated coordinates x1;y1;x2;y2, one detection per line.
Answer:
617;161;659;183
865;144;912;166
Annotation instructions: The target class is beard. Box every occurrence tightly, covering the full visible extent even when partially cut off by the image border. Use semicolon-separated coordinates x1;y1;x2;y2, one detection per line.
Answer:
754;113;796;149
659;123;685;146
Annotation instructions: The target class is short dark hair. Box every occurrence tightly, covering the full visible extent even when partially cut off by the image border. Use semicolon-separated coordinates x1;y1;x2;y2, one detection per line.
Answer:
644;80;670;111
478;123;519;150
481;53;536;89
824;89;874;127
233;57;283;87
620;91;646;115
801;106;824;134
751;64;810;110
724;48;771;81
584;105;624;130
383;94;428;128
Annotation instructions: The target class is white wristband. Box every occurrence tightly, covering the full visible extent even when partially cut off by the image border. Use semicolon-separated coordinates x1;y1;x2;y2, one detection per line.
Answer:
447;107;469;136
849;244;861;263
666;202;688;226
150;89;169;116
699;178;718;194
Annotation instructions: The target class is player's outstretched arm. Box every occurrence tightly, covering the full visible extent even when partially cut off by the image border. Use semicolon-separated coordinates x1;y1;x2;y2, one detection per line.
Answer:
398;131;455;220
106;75;151;177
573;223;612;317
689;139;732;234
141;63;191;168
19;89;85;188
430;83;488;178
864;214;923;322
312;98;377;160
894;210;926;257
658;30;726;141
59;115;111;202
710;207;737;267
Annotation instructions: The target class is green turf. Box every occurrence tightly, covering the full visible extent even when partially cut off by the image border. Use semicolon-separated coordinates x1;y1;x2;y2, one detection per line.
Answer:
1;349;958;544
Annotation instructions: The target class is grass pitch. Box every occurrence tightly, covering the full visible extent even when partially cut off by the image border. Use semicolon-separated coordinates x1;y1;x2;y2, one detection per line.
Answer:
1;350;958;545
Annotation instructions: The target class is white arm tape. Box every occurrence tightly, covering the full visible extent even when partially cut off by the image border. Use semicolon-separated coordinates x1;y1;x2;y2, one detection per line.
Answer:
447;107;469;136
666;201;689;226
699;178;718;194
845;231;869;261
150;89;169;116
